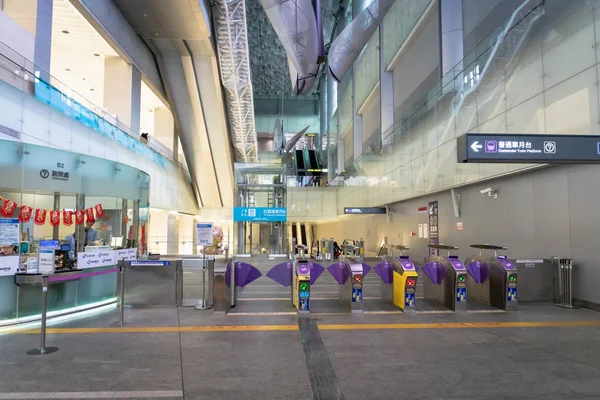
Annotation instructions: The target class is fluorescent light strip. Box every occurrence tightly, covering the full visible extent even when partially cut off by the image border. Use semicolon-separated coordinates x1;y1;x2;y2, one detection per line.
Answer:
0;298;117;333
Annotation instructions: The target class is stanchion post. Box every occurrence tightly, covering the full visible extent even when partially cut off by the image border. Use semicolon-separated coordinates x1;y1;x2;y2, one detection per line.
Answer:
230;259;236;307
119;263;126;325
27;275;58;355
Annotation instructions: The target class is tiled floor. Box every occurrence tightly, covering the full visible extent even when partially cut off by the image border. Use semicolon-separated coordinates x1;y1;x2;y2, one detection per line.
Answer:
0;303;599;399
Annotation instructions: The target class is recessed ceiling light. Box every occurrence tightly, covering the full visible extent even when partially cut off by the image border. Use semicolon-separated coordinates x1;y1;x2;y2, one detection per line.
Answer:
90;88;95;91
82;78;86;80
65;68;71;71
94;53;100;57
143;13;148;17
62;30;69;34
155;33;159;36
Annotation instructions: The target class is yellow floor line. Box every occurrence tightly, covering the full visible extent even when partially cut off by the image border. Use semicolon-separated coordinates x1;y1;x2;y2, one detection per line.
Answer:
5;320;600;335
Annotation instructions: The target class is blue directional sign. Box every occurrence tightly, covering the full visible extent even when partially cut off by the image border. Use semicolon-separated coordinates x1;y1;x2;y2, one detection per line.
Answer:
233;207;287;222
458;134;600;163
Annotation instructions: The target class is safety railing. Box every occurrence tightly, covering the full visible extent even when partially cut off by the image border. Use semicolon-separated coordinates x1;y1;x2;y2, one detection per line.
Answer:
0;40;188;172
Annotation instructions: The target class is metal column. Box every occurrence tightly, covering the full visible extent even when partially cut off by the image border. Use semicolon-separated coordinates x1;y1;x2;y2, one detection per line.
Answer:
27;276;59;355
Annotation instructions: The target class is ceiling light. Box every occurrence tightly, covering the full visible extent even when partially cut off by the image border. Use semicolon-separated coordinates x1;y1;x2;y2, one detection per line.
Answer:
65;68;70;71
62;30;69;34
90;88;95;91
143;13;148;17
94;53;100;57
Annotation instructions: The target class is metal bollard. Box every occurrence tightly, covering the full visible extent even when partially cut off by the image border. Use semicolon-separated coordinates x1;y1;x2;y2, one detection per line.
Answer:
556;258;575;309
27;276;59;355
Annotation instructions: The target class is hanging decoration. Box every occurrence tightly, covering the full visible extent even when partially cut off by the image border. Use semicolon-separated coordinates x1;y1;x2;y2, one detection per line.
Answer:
18;205;33;222
85;208;95;223
94;204;104;219
49;210;60;227
34;209;47;225
1;199;17;217
0;197;106;226
75;210;85;225
63;210;73;226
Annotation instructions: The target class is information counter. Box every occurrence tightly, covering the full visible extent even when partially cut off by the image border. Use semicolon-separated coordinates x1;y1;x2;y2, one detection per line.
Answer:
0;248;137;327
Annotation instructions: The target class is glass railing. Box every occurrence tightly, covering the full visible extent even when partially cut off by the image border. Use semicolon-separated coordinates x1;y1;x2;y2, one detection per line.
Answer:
0;40;187;172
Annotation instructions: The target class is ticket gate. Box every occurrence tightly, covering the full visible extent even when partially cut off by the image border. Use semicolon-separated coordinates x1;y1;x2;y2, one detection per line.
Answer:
420;244;468;312
341;263;364;313
292;245;311;315
378;245;418;313
464;244;518;311
292;259;311;315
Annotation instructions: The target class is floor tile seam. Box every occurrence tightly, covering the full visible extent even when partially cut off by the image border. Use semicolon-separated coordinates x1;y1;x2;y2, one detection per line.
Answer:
176;308;186;400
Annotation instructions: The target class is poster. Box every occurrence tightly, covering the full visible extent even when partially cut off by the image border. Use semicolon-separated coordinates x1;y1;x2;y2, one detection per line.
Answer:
0;256;19;276
196;223;213;247
116;248;137;261
0;218;19;246
428;201;439;255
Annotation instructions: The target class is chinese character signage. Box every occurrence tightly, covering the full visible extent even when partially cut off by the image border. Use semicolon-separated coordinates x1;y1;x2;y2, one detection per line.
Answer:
344;207;387;215
428;201;439;256
458;134;600;163
233;207;287;222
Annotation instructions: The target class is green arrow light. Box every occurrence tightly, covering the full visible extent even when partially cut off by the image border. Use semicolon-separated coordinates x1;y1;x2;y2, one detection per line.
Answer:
299;283;309;291
458;275;465;282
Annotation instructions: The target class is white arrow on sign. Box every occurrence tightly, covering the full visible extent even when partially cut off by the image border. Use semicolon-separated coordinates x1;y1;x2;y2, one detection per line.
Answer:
471;141;482;152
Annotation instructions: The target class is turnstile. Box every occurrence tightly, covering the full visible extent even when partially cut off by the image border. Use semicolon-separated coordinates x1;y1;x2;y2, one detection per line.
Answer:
378;245;418;313
464;244;518;311
292;259;311;315
340;263;363;313
420;244;468;312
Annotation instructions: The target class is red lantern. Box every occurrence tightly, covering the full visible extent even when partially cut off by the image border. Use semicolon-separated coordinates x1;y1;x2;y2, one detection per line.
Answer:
63;210;73;226
94;204;104;219
0;199;17;217
49;210;60;226
75;210;84;225
18;205;32;222
34;209;47;225
85;208;95;222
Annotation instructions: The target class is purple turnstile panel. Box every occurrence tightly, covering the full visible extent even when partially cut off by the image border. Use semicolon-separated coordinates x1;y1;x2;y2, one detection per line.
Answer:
374;261;393;284
466;261;489;284
422;262;446;284
309;262;325;284
361;263;372;277
266;262;293;287
328;262;350;285
497;257;514;270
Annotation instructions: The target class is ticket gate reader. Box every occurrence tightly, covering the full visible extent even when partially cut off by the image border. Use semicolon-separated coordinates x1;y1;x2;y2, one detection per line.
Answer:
378;245;418;313
465;244;518;311
392;255;418;313
421;244;468;311
341;263;364;313
292;259;311;315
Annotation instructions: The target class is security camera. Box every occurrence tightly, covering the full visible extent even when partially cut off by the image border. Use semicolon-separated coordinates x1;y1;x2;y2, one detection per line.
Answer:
480;187;497;198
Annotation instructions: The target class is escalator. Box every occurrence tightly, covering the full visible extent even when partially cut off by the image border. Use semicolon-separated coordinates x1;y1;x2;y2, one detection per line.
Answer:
293;148;328;186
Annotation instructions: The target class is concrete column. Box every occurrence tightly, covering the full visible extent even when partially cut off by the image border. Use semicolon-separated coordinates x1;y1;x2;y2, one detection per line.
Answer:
352;74;363;161
103;56;142;132
167;212;179;255
439;0;464;76
34;0;52;81
326;75;336;181
154;107;175;151
319;80;327;154
379;23;394;145
337;138;345;173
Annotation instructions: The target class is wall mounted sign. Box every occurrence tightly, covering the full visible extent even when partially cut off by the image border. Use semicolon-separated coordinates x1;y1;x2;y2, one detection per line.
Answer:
458;134;600;163
233;207;287;222
344;207;387;215
428;201;439;255
0;218;19;246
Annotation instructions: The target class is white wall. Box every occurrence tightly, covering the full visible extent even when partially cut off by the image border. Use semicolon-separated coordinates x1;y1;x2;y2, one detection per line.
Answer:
0;79;198;214
392;7;439;118
0;8;34;61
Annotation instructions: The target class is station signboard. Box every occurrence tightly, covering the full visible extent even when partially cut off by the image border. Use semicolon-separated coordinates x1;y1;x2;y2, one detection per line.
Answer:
343;207;387;215
457;134;600;163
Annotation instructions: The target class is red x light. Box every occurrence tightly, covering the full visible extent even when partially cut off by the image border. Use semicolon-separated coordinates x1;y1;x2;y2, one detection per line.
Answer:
406;278;415;288
353;275;362;283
